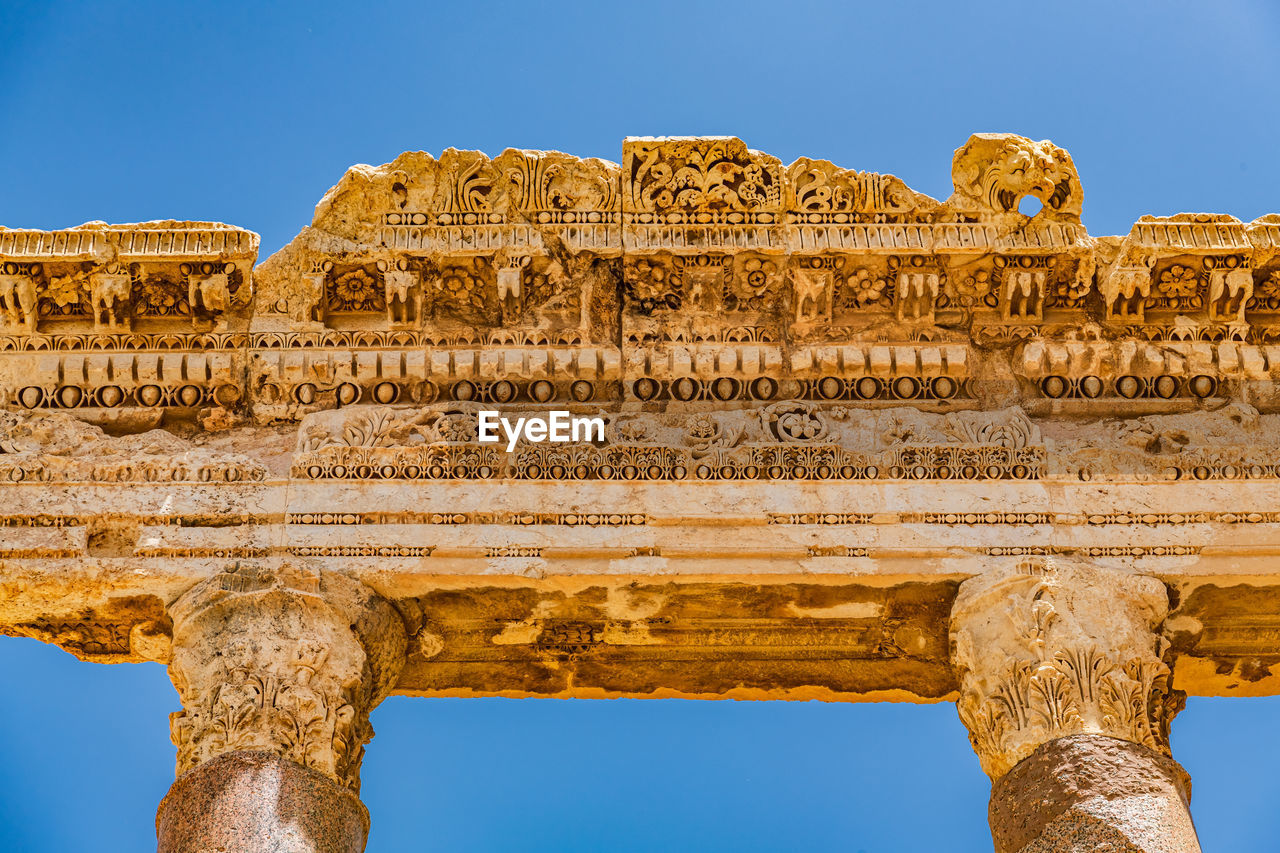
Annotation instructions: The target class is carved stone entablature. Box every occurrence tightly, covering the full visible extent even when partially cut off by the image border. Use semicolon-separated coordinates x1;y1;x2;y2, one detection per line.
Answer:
1099;214;1256;326
254;148;622;344
0;222;258;337
0;222;258;426
619;137;787;357
623;341;970;405
0;346;248;429
167;562;408;789
247;149;624;431
1019;338;1280;406
950;559;1181;779
289;402;1043;482
250;344;621;423
620;133;1094;353
3;137;1280;426
787;156;937;224
283;400;1280;485
370;148;622;250
623;136;784;251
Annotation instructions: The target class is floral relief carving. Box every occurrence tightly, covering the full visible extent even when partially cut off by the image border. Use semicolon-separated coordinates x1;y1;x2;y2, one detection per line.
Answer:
1155;264;1200;301
328;269;383;313
624;258;679;314
943;409;1040;449
286;402;1280;485
40;272;89;318
501;150;619;219
431;258;495;322
625;137;781;217
166;565;407;791
843;267;889;308
787;157;928;220
760;401;833;443
950;559;1180;779
725;256;779;311
684;413;745;458
944;268;991;307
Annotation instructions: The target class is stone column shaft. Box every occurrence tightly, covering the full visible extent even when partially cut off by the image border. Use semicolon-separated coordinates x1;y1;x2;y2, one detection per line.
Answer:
156;561;407;853
950;558;1201;853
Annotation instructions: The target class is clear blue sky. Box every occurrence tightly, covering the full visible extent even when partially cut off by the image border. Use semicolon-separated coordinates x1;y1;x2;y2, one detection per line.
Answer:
1;1;1278;850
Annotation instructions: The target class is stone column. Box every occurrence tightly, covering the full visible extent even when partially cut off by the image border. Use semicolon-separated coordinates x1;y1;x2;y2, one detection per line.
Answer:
156;562;408;853
950;558;1201;853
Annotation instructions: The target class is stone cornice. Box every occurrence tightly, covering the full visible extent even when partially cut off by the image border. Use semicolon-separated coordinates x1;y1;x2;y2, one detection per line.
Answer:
0;134;1277;429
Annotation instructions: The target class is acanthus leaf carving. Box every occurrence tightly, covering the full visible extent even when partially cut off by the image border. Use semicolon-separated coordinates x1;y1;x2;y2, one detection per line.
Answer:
950;558;1179;779
624;136;782;218
166;563;407;790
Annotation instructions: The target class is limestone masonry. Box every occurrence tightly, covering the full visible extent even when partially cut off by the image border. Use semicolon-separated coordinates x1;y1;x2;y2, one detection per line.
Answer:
2;134;1274;850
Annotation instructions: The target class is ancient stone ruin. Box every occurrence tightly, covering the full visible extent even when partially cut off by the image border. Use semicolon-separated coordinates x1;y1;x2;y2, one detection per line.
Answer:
4;133;1277;850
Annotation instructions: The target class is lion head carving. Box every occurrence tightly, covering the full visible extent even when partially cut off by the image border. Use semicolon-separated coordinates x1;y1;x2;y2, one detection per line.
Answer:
949;133;1082;222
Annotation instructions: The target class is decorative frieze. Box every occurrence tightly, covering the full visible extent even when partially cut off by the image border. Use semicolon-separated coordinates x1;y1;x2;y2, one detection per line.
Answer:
0;409;265;483
286;511;648;526
281;400;1280;484
4;135;1279;425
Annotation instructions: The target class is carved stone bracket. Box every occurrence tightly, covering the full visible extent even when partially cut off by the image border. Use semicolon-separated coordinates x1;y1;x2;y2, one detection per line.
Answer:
166;561;408;791
949;558;1181;780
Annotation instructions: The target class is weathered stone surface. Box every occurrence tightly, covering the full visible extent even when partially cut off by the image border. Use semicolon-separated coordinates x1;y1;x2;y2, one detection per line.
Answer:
951;559;1177;779
989;735;1200;853
168;565;407;789
2;132;1272;851
6;402;1280;701
953;562;1201;851
1;136;1277;429
156;750;369;853
0;408;267;484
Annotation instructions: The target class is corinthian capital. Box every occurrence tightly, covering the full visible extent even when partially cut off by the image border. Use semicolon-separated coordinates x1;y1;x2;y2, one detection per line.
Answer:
949;558;1182;780
166;561;408;790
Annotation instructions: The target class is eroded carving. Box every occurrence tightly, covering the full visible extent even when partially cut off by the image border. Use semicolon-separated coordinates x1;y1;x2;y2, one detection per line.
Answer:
166;563;407;790
949;134;1082;222
4;139;1276;425
950;558;1181;779
0;268;39;334
0;410;266;482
